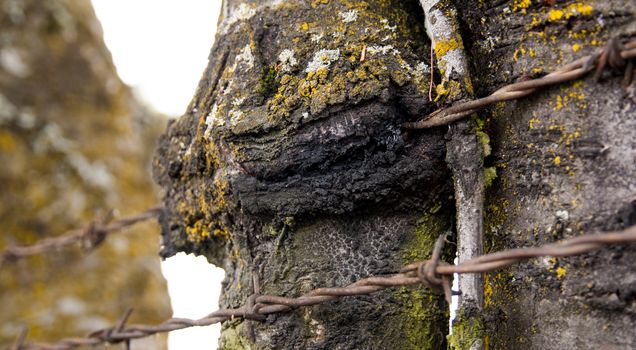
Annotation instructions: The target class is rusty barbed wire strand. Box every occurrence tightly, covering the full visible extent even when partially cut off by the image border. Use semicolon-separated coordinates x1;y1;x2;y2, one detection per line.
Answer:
14;224;636;350
0;206;163;270
10;328;27;350
403;37;636;129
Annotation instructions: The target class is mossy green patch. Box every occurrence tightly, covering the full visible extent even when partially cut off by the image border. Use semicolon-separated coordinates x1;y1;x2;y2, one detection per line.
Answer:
398;205;453;349
397;287;449;350
219;323;254;350
257;65;279;101
403;206;451;263
448;309;485;350
484;167;497;188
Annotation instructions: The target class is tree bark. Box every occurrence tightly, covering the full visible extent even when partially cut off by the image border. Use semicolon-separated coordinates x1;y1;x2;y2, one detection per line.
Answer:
455;0;636;349
154;0;636;349
155;0;453;349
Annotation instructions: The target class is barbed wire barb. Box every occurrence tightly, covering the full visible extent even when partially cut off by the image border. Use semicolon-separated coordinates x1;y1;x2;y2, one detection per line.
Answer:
0;206;163;270
403;36;636;129
10;328;27;350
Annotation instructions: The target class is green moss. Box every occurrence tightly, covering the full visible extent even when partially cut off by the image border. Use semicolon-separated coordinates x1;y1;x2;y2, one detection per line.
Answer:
397;288;449;350
476;129;491;157
448;309;485;350
403;208;450;262
257;65;279;101
397;287;449;350
219;323;254;350
473;116;492;157
484;167;497;188
398;205;452;349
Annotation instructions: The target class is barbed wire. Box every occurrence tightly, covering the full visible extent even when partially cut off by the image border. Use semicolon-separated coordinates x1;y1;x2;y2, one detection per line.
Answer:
0;206;163;270
403;37;636;129
11;223;636;350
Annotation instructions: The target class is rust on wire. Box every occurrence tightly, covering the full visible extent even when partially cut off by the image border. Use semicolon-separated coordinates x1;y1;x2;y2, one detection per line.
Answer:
10;328;27;350
15;224;636;350
0;206;163;270
403;37;636;129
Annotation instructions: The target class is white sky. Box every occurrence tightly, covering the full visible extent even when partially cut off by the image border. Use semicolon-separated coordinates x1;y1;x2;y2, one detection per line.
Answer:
160;253;225;350
91;1;225;349
92;0;222;116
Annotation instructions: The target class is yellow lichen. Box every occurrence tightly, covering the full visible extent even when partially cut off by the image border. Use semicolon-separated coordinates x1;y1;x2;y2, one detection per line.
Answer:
513;47;527;61
185;219;210;241
548;9;564;21
434;80;462;102
512;0;532;12
552;82;586;111
548;2;593;22
556;267;567;279
528;117;541;129
553;156;561;166
568;2;593;16
484;274;494;306
434;38;459;58
555;95;564;110
310;0;329;9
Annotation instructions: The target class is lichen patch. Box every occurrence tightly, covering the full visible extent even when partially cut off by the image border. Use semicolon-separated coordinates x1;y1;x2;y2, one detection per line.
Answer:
0;47;30;77
310;33;324;43
235;44;254;71
305;49;340;73
278;49;298;73
338;9;358;23
227;3;256;27
366;45;398;56
415;62;431;74
204;103;222;137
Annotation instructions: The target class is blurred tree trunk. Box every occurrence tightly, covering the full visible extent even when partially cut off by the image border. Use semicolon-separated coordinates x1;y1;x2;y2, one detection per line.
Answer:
154;0;636;349
0;0;171;347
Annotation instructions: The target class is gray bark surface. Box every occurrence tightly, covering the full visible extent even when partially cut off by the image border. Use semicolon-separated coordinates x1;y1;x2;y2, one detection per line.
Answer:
455;0;636;349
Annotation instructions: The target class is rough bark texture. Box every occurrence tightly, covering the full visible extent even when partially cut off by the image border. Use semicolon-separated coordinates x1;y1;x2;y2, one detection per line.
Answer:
154;0;455;349
155;0;636;349
454;0;636;349
0;0;170;346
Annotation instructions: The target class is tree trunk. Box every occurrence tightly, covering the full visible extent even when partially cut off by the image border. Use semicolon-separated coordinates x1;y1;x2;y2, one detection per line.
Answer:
154;0;636;349
155;0;453;349
0;0;170;346
454;1;636;349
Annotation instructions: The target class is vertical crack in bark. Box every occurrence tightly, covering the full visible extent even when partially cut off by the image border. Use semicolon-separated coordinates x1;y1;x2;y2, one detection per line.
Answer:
420;0;485;349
